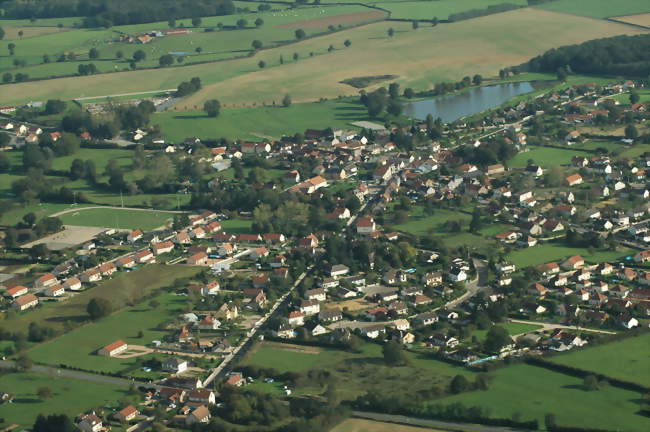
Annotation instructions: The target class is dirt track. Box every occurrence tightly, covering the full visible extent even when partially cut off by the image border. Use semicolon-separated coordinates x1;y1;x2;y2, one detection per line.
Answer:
277;10;385;29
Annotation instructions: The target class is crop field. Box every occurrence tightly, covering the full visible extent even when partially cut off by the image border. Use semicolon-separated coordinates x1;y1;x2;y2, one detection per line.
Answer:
0;5;380;80
0;372;129;429
57;207;179;230
155;98;370;141
536;0;650;19
378;0;528;20
332;418;441;432
0;8;644;106
439;364;648;431
507;242;633;268
612;13;650;27
28;292;184;375
1;264;201;333
548;333;650;387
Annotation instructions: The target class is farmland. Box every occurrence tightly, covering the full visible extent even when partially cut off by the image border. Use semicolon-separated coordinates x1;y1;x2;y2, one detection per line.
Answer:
0;372;130;429
0;264;202;333
612;13;650;27
507;242;633;268
0;8;644;106
438;364;648;431
378;0;528;20
536;0;650;19
548;332;650;387
332;418;441;432
57;207;179;230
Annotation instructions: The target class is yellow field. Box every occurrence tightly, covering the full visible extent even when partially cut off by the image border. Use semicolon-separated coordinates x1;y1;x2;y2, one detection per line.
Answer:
2;26;70;40
0;8;645;106
332;418;441;432
612;13;650;27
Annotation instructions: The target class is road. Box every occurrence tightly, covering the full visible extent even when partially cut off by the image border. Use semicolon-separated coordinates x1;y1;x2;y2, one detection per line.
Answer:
49;205;185;218
73;89;177;102
442;258;489;310
509;319;617;335
352;411;527;432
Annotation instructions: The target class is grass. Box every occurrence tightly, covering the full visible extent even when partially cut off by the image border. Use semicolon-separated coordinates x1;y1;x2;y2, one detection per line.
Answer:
155;98;371;141
439;364;647;431
509;145;584;168
536;0;650;19
548;332;650;387
28;292;185;375
613;89;650;104
0;371;129;429
391;206;472;237
378;0;528;20
0;8;643;106
331;418;439;432
471;322;542;342
0;264;202;334
48;147;133;172
220;218;253;233
58;207;179;230
507;242;633;268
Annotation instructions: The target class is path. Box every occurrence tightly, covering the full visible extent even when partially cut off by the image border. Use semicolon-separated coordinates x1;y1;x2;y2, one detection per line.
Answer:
352;411;526;432
49;205;186;218
509;319;617;335
73;89;177;102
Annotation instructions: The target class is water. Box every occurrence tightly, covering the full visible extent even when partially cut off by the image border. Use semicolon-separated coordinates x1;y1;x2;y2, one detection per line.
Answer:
403;82;536;122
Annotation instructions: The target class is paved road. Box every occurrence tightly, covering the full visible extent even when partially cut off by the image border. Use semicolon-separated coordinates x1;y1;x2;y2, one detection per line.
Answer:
509;319;617;335
49;205;185;218
443;258;489;310
352;411;527;432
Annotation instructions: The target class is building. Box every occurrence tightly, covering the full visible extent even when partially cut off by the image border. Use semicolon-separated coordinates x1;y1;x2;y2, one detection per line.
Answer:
115;405;139;422
186;405;211;425
34;273;58;288
13;293;39;311
44;284;65;297
98;340;128;357
163;357;188;373
187;252;209;266
63;277;82;291
78;413;103;432
153;241;174;255
5;285;28;299
356;217;376;234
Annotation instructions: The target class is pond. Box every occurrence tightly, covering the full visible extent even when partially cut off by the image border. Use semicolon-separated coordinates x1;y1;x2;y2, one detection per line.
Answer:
403;81;539;123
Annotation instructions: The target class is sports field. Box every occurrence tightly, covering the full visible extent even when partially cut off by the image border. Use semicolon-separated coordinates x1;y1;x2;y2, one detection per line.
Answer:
439;364;648;431
1;264;201;333
0;372;130;429
378;0;528;20
535;0;650;19
548;333;650;387
0;9;643;106
58;207;179;230
507;242;633;268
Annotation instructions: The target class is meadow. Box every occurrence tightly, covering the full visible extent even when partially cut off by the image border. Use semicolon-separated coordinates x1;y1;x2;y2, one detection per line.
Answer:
507;242;633;268
58;207;179;230
0;8;643;106
535;0;650;19
548;332;650;387
0;372;130;429
1;264;201;333
28;292;185;375
377;0;528;20
439;363;648;431
390;206;472;237
508;145;584;168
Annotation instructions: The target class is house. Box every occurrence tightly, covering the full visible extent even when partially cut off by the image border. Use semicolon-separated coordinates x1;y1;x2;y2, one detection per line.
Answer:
216;303;238;320
430;333;459;348
186;405;211;425
98;262;117;277
538;262;560;276
153;241;175;255
127;229;143;243
198;315;221;330
486;164;505;175
412;294;433;306
135;249;154;264
356;217;376;234
5;285;28;299
218;243;236;256
328;264;350;278
98;340;128;357
263;233;286;244
44;284;65;297
288;311;305;326
389;300;408;315
422;272;443;286
529;283;549;297
251;274;269;289
116;256;136;269
319;308;343;322
448;267;467;282
115;405;139;422
250;247;270;260
391;319;410;331
13;293;39;311
34;273;58;288
174;231;192;244
634;250;650;263
187;252;208;266
80;268;101;283
63;277;82;291
188;389;216;405
163;357;188;373
414;311;438;326
565;174;583;186
562;255;584;270
225;372;246;387
299;299;320;315
361;324;385;339
78;413;103;432
244;288;267;308
306;288;326;302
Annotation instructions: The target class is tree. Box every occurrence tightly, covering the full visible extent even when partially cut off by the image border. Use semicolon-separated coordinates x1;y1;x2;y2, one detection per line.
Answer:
295;29;306;39
0;150;10;173
388;82;400;99
412;20;419;30
2;72;12;83
629;91;640;105
23;212;37;227
293;52;299;61
386;99;403;117
472;74;483;85
42;54;50;63
282;94;292;107
382;340;408;366
584;374;599;391
16;355;33;370
18;30;23;39
625;124;638;140
483;325;511;353
344;39;351;47
258;60;266;69
204;99;221;117
159;54;174;67
30;244;50;261
192;17;202;27
450;374;470;394
545;165;564;188
116;50;124;59
237;19;248;29
556;66;567;82
387;28;395;37
545;413;557;430
195;46;203;54
0;27;4;40
87;298;112;320
403;88;414;98
88;47;99;59
133;50;146;62
37;386;53;400
255;18;264;27
44;99;66;115
469;207;483;233
251;40;263;50
168;18;176;28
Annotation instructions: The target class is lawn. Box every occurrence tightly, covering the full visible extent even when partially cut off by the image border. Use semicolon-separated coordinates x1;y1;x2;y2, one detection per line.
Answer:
439;364;648;431
220;218;253;233
536;0;650;19
58;207;180;230
243;341;359;372
378;0;528;20
470;322;542;342
391;207;472;237
48;147;134;172
507;242;633;268
548;332;650;387
0;372;130;429
509;145;583;168
1;264;202;334
1;9;642;106
613;89;650;104
28;292;186;375
155;98;371;141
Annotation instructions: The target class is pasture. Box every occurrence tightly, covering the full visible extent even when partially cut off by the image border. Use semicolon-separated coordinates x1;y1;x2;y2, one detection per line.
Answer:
57;207;179;230
535;0;650;19
378;0;528;20
507;242;633;268
0;372;129;429
439;364;648;431
548;332;650;387
0;8;643;106
1;264;201;333
508;145;584;168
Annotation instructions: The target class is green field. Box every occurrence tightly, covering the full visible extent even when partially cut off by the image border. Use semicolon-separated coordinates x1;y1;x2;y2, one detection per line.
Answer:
0;8;642;106
536;0;650;19
48;147;133;172
509;145;583;168
220;218;253;233
391;206;472;236
156;98;370;141
58;207;179;230
549;333;650;387
507;242;633;268
28;292;185;375
613;89;650;104
0;372;130;429
1;264;201;333
439;364;648;431
471;322;542;342
378;0;528;20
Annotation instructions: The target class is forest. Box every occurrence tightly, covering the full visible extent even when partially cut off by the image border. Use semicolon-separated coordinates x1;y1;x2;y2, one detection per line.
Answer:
0;0;236;26
528;34;650;77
